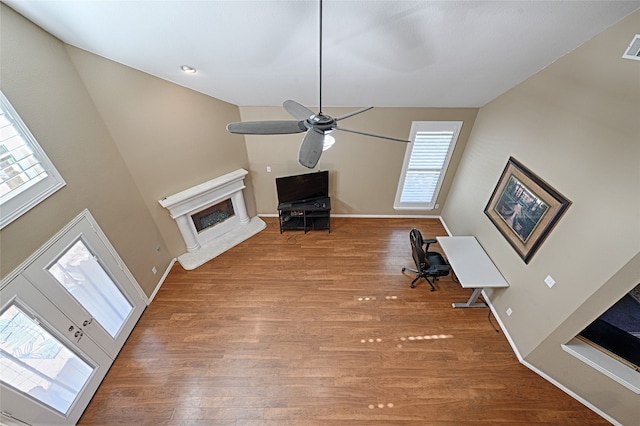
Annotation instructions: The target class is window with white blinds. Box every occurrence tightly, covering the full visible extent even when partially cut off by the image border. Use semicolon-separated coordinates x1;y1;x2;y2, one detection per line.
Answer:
394;121;462;210
0;91;65;229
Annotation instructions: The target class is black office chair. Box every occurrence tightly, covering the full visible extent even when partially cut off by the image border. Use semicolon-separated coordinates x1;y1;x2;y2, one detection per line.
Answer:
402;228;451;291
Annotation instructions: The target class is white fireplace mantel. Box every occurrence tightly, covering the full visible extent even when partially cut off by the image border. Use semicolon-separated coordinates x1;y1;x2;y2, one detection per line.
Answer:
159;169;265;270
160;169;249;220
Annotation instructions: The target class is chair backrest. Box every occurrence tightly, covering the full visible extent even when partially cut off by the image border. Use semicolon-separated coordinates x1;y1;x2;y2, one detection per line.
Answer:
409;228;428;272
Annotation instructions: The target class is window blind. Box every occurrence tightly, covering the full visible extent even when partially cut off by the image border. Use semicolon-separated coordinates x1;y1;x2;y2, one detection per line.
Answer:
400;131;455;204
395;121;461;210
0;109;48;199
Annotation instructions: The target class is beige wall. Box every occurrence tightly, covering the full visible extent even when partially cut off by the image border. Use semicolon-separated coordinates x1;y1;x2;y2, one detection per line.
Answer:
442;10;640;424
65;46;254;257
0;5;173;297
240;106;477;216
4;2;638;421
0;4;253;295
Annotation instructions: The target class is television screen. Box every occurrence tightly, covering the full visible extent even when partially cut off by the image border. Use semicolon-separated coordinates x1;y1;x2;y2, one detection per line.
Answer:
276;171;329;204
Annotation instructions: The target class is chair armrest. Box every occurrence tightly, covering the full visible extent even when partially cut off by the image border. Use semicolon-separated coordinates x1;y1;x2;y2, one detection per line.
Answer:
423;238;437;250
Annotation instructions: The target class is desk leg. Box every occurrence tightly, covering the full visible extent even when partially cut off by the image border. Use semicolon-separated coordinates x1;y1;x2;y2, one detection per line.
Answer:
452;288;486;308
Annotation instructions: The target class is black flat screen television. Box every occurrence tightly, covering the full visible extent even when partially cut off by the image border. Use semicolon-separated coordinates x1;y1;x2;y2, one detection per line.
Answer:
276;171;329;205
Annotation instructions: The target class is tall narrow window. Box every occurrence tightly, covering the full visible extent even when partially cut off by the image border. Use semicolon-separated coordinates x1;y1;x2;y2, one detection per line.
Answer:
0;91;65;229
394;121;462;210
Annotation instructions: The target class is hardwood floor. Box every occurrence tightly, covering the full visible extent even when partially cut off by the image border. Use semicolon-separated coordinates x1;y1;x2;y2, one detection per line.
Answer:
78;217;608;425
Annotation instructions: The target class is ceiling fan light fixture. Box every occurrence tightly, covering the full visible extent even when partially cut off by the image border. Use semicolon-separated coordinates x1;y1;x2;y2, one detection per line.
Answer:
180;65;197;73
322;134;335;151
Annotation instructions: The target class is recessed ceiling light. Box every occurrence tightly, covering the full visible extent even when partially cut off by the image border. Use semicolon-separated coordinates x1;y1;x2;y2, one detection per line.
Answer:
181;65;197;73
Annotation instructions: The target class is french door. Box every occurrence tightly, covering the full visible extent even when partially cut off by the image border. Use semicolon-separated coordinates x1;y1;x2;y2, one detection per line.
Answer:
0;276;112;425
0;210;147;425
21;216;145;357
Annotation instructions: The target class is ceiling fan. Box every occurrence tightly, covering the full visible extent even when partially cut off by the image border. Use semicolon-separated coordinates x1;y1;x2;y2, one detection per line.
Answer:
226;0;409;169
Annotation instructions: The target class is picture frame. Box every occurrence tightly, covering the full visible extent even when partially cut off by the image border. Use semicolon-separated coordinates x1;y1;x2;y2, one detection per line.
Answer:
484;157;571;264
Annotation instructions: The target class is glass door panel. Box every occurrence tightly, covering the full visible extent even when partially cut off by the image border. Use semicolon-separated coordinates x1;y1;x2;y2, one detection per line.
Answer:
22;212;146;358
47;239;133;338
0;303;92;415
0;275;112;426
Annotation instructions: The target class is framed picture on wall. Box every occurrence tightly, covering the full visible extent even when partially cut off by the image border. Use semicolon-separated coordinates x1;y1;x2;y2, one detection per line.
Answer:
484;157;571;264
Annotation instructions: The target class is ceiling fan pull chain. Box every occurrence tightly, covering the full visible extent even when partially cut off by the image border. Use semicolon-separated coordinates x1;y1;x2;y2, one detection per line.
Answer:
319;0;323;115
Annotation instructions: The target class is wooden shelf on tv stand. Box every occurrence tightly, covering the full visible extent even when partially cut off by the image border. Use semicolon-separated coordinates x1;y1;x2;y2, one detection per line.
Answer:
277;197;331;234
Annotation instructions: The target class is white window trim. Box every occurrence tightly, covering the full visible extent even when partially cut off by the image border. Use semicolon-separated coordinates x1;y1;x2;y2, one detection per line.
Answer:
394;121;462;210
0;91;65;229
562;337;640;394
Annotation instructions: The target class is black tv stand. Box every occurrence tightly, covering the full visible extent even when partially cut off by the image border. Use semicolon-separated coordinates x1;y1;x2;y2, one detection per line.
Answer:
278;197;331;234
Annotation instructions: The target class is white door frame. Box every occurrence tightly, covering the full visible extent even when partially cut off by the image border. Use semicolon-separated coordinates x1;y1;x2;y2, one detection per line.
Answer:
0;209;147;425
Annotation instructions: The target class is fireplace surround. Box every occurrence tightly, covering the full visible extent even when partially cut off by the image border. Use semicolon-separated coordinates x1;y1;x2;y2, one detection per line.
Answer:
159;169;265;269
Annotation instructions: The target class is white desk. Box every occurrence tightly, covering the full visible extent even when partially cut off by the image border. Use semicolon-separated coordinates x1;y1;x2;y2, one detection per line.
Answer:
436;236;509;308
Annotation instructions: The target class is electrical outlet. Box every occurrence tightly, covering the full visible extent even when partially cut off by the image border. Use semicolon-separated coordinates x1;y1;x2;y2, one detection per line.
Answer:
266;166;272;172
544;275;556;288
506;307;513;316
152;266;157;275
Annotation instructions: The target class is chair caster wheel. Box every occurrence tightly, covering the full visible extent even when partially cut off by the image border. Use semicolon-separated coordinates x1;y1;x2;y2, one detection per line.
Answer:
410;284;415;288
401;267;406;272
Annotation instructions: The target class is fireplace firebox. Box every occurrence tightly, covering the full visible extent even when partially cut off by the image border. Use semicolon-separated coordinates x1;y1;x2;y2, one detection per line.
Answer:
191;198;234;233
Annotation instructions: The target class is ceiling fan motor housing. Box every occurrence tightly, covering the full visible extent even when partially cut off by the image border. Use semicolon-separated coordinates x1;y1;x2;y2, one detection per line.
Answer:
305;114;336;134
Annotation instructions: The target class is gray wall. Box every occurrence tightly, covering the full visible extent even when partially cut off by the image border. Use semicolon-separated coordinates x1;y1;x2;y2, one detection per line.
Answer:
442;10;640;424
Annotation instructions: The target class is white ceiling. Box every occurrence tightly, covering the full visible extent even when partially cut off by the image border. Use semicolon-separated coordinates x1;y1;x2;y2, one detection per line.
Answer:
5;1;640;108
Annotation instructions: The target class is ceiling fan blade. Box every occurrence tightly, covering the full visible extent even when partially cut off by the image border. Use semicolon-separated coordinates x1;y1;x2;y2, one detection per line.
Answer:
298;129;325;169
227;120;306;135
334;125;410;143
227;1;403;165
335;106;374;121
283;100;315;120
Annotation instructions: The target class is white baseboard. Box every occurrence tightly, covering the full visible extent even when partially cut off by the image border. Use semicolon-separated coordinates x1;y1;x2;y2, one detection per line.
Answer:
147;258;176;304
258;213;442;219
520;355;621;425
439;217;452;236
482;291;619;425
438;202;618;426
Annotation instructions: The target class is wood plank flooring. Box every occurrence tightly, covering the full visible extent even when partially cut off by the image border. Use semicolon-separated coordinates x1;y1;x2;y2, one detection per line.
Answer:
78;217;608;425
